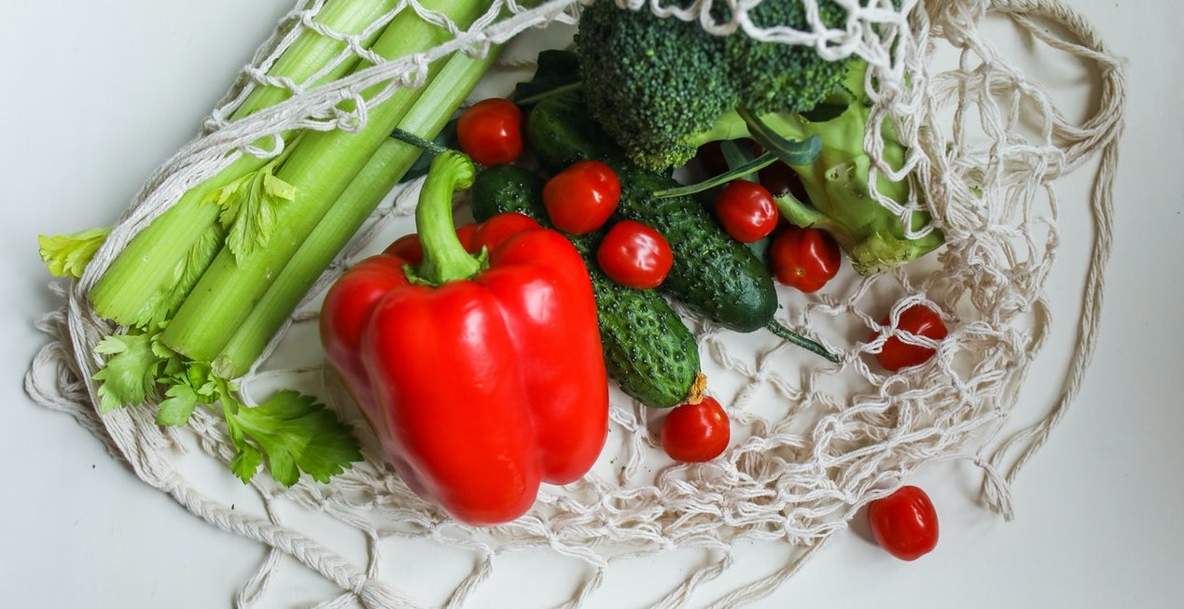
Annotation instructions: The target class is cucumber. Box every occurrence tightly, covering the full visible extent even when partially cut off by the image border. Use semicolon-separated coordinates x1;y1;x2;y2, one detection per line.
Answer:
528;93;774;331
472;165;701;408
525;90;619;173
614;163;777;332
526;92;836;361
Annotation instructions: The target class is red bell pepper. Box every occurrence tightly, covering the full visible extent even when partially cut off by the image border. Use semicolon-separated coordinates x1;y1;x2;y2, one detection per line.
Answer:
321;152;608;525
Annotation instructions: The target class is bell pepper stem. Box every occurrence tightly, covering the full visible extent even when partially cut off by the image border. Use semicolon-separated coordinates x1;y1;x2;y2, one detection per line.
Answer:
411;152;482;285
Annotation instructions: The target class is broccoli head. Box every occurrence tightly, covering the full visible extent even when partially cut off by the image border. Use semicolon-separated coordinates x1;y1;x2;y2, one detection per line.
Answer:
576;0;734;171
575;0;851;171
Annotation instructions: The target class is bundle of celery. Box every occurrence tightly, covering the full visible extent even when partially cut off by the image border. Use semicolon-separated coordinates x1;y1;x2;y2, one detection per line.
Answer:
37;0;506;486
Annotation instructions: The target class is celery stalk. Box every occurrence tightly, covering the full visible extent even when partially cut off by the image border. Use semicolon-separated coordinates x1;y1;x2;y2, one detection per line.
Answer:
162;0;494;361
92;0;401;327
233;0;403;120
214;47;503;378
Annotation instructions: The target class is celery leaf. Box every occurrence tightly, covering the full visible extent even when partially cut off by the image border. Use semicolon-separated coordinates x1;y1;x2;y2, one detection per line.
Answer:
230;444;264;484
93;334;161;413
155;359;220;427
128;223;225;330
212;165;296;264
38;227;111;279
156;384;199;426
226;390;362;486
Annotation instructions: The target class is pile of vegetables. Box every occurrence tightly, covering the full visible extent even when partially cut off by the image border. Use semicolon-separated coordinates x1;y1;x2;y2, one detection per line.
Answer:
37;0;952;529
576;0;944;274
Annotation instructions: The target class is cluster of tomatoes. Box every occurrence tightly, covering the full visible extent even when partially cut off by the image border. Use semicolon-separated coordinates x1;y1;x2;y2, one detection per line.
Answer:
459;101;950;374
697;141;951;373
459;100;674;289
459;99;942;561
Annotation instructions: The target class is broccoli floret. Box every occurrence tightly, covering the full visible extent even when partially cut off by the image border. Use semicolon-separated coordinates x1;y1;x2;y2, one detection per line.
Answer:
769;61;944;274
575;0;850;171
726;0;849;116
576;1;734;171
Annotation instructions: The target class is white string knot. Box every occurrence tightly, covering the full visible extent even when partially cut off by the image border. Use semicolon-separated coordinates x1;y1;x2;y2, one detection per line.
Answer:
975;455;1016;520
354;578;409;609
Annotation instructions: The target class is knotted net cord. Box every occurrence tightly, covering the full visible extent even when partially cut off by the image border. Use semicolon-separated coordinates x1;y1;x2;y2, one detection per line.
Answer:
24;0;1125;607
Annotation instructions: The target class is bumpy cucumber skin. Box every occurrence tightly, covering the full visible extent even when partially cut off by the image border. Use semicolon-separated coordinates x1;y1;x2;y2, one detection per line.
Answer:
527;93;780;332
615;165;778;332
526;91;619;173
591;270;701;408
472;165;700;408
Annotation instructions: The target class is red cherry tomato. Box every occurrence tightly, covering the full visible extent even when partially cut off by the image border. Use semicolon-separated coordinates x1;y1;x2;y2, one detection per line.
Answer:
455;224;479;253
714;181;779;243
661;397;730;463
872;303;948;371
596;220;674;289
456;98;523;166
769;226;841;293
867;485;939;561
385;233;424;263
543;160;621;234
470;212;539;252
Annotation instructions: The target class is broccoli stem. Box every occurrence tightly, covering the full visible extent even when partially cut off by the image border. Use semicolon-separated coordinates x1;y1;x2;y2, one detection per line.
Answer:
679;61;945;275
687;110;753;149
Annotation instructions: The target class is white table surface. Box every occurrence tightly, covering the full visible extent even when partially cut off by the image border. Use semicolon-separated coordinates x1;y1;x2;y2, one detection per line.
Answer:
2;1;1182;608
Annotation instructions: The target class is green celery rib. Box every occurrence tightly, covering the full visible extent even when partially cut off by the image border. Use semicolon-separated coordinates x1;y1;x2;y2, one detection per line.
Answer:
215;47;503;378
162;0;494;362
91;0;401;326
233;0;402;120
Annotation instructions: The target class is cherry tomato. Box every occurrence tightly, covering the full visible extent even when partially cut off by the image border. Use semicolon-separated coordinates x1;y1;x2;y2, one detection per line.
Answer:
661;397;730;463
769;226;841;293
470;212;539;252
867;485;939;561
759;161;811;203
596;221;674;289
385;233;424;263
456;98;523;166
455;224;479;253
714;181;779;243
871;303;948;371
543;160;621;234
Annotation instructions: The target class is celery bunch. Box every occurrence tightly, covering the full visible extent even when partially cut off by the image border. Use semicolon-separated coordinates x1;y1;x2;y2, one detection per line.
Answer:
38;0;506;486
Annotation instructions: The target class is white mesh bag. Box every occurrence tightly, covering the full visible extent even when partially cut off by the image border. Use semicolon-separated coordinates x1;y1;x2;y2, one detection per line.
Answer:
26;0;1126;607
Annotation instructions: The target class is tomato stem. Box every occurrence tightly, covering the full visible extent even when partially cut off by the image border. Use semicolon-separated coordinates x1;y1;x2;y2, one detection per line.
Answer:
766;321;839;363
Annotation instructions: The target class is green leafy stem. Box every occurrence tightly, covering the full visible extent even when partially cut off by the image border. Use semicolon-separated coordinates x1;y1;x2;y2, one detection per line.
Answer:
93;328;361;486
